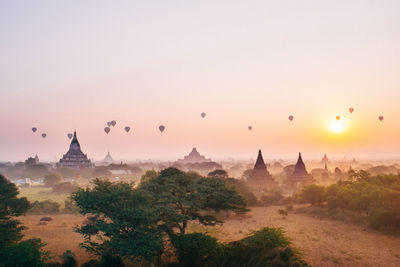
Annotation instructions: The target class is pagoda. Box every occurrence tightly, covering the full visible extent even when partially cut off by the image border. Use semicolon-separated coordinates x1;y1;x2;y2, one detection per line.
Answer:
247;150;279;194
284;153;314;192
321;154;329;165
58;131;93;169
176;147;212;164
103;151;116;164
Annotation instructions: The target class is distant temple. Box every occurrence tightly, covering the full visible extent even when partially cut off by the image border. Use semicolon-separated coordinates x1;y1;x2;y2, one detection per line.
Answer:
321;154;329;165
58;131;93;169
25;154;39;165
247;150;278;194
103;151;116;163
284;153;314;192
176;148;212;164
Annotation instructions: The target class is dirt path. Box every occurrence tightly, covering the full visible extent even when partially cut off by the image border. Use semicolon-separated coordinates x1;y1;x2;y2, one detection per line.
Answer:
21;207;400;266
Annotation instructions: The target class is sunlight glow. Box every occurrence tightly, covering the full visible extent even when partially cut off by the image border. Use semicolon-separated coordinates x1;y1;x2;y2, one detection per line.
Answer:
329;118;347;134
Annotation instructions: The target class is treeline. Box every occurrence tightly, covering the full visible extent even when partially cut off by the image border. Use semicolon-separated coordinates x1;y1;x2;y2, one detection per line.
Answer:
299;171;400;233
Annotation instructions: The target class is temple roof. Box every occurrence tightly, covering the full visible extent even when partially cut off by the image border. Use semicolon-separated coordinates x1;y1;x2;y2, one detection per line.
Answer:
254;150;267;170
293;153;308;175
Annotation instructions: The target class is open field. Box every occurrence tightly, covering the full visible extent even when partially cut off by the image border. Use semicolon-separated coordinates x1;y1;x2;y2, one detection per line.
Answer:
21;206;400;266
19;186;70;206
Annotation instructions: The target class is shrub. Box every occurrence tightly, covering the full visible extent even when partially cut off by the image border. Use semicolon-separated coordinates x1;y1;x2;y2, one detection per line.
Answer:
29;200;60;214
0;238;50;266
259;191;284;206
60;250;77;267
299;184;325;206
52;182;76;193
44;173;62;187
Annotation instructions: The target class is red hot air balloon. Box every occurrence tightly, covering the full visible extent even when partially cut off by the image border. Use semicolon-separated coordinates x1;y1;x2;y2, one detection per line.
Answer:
67;133;73;139
32;127;37;133
349;107;354;114
201;112;206;118
336;115;341;120
125;126;131;133
41;133;47;138
379;116;384;122
248;126;252;131
104;127;111;134
159;125;165;133
111;120;116;127
288;115;294;121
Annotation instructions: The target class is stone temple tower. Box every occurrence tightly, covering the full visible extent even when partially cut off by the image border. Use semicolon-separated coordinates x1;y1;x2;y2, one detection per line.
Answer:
247;150;279;195
58;131;93;169
284;153;314;193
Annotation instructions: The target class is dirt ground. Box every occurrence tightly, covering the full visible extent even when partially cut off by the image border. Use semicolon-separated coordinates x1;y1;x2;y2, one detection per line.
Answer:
21;206;400;266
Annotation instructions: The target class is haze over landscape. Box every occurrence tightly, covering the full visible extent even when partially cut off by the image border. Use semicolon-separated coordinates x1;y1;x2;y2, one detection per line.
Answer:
1;0;400;161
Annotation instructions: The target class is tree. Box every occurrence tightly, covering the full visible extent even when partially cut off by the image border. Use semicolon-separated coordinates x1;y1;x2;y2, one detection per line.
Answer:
0;238;50;266
300;184;326;206
140;168;248;235
208;169;228;178
44;173;62;187
0;175;30;248
140;170;159;184
72;179;164;264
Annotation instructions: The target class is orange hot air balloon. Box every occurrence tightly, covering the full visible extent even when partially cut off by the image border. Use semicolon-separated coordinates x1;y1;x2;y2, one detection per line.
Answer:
349;107;354;114
336;115;341;120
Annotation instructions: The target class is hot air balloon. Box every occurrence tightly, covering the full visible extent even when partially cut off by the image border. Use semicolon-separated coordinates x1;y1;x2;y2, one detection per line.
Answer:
32;127;37;133
104;127;111;134
248;126;252;131
336;115;341;120
67;133;73;139
201;112;206;118
41;133;47;138
107;121;112;127
111;120;116;127
349;107;354;114
288;115;294;121
379;116;384;122
159;125;165;133
125;126;131;133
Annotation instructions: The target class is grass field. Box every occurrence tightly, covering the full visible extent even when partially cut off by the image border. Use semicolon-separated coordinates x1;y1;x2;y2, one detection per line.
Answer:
21;205;400;266
19;186;71;207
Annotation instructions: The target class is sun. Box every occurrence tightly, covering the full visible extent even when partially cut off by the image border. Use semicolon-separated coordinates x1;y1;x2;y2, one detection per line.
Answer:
329;118;347;134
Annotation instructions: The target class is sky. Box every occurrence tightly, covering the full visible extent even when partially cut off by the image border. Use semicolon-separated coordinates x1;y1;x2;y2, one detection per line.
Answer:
1;0;400;162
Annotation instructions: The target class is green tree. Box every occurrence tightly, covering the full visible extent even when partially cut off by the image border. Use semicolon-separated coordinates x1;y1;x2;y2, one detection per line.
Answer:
0;238;50;267
0;175;30;248
44;173;62;187
140;170;159;184
140;168;248;235
72;179;164;264
208;169;228;178
300;184;326;206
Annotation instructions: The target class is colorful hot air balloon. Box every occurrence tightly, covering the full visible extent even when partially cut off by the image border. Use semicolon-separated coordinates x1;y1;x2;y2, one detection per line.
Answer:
288;115;294;121
336;115;341;120
32;127;37;133
379;116;384;122
349;107;354;114
41;133;46;138
107;121;112;127
67;133;73;139
248;126;252;131
104;127;111;134
201;112;206;118
111;120;116;127
125;126;131;133
159;125;165;133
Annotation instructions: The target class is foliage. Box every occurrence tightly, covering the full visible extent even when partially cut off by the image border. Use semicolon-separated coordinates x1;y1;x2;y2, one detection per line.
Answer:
28;200;60;214
0;238;50;267
140;168;248;235
140;170;159;184
52;182;77;193
299;184;326;206
63;198;79;214
72;179;164;263
278;209;288;216
44;173;62;187
171;233;221;267
60;250;77;267
0;174;30;248
225;178;258;206
23;164;50;179
259;191;284;206
208;169;228;178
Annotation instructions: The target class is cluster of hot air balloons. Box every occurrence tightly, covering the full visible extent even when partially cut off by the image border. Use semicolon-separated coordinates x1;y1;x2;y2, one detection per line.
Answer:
31;127;47;139
103;120;135;135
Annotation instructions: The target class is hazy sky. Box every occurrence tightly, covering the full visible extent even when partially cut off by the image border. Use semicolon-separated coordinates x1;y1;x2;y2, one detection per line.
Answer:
1;0;400;162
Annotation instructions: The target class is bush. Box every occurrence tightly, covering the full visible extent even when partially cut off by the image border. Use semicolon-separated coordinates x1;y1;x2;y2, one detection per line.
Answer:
60;250;77;267
44;173;62;187
52;182;76;193
259;191;284;206
29;200;60;214
63;198;79;214
0;238;50;266
299;184;325;206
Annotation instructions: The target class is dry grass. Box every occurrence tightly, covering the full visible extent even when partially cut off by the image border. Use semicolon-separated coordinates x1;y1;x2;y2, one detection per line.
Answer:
20;206;400;266
19;187;70;206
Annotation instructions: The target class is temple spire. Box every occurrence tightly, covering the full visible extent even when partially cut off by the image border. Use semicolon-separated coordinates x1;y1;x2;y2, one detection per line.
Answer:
254;149;267;170
294;152;307;174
